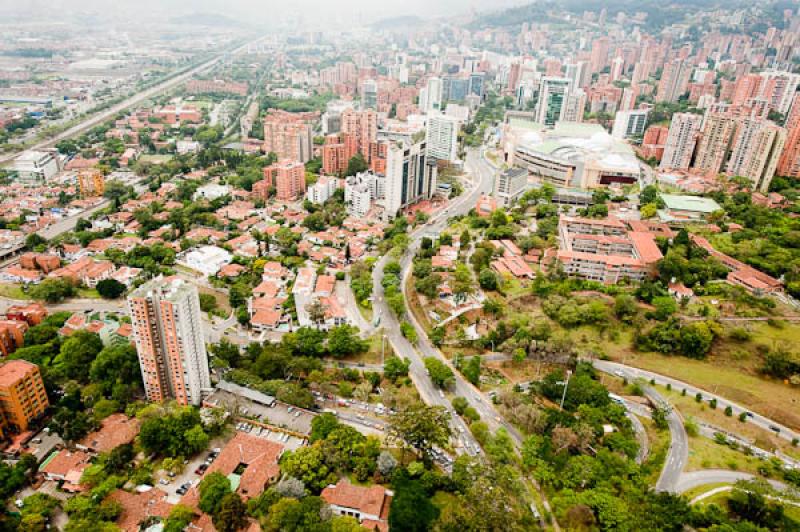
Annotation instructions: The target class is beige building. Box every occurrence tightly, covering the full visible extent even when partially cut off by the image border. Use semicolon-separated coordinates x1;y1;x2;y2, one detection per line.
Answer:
692;114;738;175
659;113;702;171
726;119;786;192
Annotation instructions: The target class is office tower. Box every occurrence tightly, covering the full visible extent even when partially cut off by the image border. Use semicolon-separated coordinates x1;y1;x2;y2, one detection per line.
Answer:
590;37;610;73
0;360;49;436
263;160;307;201
660;113;703;170
424;77;443;113
262;110;314;163
611;110;649;139
469;72;486;99
563;89;587;123
361;79;378;110
77;169;105;198
127;278;211;406
536;77;572;126
692;114;738;175
383;142;437;221
494;168;528;207
425;114;460;162
341;108;378;158
657;59;692;102
726;119;786;192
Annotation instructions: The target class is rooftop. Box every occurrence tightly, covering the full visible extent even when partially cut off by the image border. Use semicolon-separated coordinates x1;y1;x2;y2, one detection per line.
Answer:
660;194;721;214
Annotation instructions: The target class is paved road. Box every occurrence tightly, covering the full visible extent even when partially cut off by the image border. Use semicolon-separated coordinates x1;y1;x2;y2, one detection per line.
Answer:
593;360;800;445
591;360;689;492
0;37;262;166
371;147;496;457
675;470;789;494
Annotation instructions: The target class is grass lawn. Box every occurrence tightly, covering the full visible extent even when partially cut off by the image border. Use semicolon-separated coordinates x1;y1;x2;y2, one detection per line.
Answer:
196;285;231;314
334;333;388;366
641;417;671;485
686;434;767;475
138;154;173;164
76;288;101;299
0;283;29;299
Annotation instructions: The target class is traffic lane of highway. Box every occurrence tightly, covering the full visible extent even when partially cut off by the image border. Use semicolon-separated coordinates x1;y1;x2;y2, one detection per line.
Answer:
593;360;800;444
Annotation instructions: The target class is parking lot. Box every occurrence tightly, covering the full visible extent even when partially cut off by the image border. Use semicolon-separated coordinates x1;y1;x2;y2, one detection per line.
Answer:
232;421;305;451
207;388;315;435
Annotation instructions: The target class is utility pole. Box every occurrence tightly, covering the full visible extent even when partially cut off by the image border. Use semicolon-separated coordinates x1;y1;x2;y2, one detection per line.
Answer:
559;370;573;410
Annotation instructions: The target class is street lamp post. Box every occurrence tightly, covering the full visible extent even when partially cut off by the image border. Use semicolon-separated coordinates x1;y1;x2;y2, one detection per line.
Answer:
559;370;573;410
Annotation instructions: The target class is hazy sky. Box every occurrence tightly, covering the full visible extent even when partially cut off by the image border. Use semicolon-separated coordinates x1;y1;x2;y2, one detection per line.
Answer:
0;0;528;26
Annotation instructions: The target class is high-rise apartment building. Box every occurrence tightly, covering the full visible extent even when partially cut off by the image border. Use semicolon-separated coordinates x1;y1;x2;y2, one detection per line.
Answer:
660;113;702;170
692;114;738;175
425;114;460;162
778;100;800;177
263;160;307;201
536;77;572;126
507;63;522;95
611;110;649;139
731;74;763;107
341;108;378;159
262;110;314;163
657;59;692;103
0;360;48;437
759;71;800;115
128;278;211;406
589;37;610;74
726;119;786;192
383;142;437;221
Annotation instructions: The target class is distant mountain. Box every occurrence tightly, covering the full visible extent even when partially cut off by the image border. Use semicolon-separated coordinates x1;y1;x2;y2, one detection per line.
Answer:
167;12;243;28
468;0;737;30
370;15;425;31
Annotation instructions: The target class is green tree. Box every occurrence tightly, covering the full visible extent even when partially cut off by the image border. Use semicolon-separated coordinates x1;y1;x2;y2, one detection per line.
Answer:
384;356;410;380
198;472;232;516
345;153;368;176
389;473;439;532
96;279;126;299
213;492;247;532
327;325;369;358
388;403;452;459
28;278;76;303
400;321;418;343
478;268;499;291
424;357;454;388
54;330;104;382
